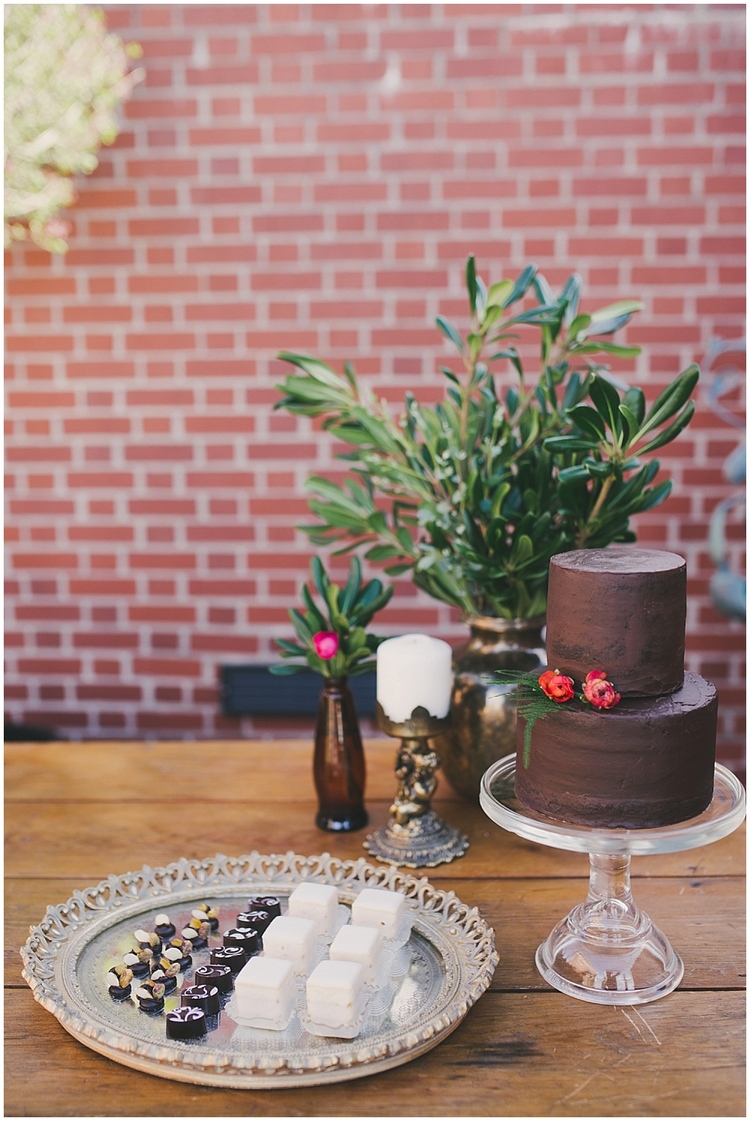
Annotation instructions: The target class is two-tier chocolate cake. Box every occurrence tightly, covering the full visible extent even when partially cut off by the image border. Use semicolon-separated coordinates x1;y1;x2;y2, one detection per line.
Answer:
515;548;718;828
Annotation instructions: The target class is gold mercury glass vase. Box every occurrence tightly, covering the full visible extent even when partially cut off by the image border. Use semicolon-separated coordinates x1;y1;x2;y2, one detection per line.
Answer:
433;615;546;803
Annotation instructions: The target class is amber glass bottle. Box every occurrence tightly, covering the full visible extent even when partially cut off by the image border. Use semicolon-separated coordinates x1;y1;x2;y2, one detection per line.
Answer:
313;677;368;832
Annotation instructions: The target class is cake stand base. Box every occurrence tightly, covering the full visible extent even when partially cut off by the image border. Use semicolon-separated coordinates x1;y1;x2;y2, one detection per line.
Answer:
534;851;684;1005
480;755;745;1006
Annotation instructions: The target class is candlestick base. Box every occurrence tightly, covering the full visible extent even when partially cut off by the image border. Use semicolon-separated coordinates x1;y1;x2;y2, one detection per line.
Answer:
364;703;469;869
364;809;469;869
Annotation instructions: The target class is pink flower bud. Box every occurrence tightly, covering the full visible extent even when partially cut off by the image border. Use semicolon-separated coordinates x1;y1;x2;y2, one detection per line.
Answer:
312;631;339;660
582;670;621;709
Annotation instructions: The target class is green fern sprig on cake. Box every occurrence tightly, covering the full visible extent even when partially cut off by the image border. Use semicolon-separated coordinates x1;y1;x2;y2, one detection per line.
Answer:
497;667;621;766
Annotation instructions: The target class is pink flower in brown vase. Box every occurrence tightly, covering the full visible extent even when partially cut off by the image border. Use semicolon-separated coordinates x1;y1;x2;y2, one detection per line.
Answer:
312;631;339;659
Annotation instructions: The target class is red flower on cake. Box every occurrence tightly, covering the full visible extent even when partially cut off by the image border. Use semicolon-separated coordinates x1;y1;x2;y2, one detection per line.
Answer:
312;631;339;659
582;670;621;709
538;669;575;703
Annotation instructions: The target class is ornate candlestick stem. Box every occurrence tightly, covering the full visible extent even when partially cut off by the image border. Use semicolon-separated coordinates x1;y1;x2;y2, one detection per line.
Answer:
364;703;469;868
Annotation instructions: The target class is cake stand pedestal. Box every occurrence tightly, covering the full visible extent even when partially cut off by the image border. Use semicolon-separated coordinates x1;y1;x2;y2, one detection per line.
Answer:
480;755;745;1006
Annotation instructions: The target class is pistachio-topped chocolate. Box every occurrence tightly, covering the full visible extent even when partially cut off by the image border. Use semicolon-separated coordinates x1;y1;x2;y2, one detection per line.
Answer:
134;928;162;954
166;937;193;971
123;948;152;977
182;916;211;948
154;913;176;939
193;902;220;931
106;964;133;1000
150;954;180;993
135;978;165;1013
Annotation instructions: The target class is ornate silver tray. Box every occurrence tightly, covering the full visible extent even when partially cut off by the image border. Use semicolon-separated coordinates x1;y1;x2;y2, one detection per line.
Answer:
21;851;498;1088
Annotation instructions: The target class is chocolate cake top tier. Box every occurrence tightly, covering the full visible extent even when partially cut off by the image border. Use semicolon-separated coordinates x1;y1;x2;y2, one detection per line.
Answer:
545;547;686;697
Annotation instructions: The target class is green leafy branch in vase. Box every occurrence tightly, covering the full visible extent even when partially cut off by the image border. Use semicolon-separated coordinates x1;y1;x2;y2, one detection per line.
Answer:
270;556;393;679
275;256;698;620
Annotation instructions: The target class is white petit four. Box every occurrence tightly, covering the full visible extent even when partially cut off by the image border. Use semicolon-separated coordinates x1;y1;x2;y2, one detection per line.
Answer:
234;955;296;1028
287;882;339;936
262;915;317;974
306;959;367;1030
351;887;411;941
329;923;385;987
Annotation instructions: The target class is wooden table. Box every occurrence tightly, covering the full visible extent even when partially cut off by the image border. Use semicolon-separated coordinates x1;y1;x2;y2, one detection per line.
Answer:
5;739;746;1117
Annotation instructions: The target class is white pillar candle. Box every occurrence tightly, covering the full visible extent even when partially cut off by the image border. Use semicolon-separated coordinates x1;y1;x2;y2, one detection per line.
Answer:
376;634;453;723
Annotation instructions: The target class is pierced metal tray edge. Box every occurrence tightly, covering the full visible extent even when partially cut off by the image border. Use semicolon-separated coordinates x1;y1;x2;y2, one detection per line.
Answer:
21;850;499;1088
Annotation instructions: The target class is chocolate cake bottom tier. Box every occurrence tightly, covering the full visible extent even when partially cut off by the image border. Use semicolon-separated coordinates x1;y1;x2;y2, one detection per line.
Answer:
515;672;717;829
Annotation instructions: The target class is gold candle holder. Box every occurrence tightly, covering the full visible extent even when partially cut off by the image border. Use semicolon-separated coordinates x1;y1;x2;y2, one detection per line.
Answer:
363;703;469;868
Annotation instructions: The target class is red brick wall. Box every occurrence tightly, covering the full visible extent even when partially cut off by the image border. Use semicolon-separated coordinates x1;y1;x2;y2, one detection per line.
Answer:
5;4;745;768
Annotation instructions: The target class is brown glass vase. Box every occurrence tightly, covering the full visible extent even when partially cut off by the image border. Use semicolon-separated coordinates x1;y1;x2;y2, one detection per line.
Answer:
313;676;368;832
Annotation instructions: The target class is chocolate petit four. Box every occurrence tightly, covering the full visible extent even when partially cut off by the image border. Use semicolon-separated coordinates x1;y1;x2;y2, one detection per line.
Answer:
210;944;246;973
166;1005;207;1041
181;983;221;1016
248;895;281;921
106;964;133;1000
195;963;233;994
135;979;165;1013
223;926;262;957
236;909;273;934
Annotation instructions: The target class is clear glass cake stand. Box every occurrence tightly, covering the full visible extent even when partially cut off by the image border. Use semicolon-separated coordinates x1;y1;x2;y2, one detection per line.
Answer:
480;755;746;1006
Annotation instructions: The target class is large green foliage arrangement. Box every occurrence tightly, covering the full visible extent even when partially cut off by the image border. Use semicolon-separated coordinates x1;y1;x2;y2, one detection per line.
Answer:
4;4;142;252
275;257;699;620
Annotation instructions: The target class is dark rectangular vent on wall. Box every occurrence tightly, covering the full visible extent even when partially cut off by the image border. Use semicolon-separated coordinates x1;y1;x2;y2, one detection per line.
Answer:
220;664;377;718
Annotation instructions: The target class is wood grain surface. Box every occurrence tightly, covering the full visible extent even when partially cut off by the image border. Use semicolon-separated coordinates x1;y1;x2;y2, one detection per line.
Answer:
6;740;746;1117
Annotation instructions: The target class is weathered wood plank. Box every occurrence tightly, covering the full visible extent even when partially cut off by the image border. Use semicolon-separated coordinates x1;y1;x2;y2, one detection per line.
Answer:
5;988;744;1117
7;743;744;881
5;798;744;883
4;740;417;803
8;876;744;994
